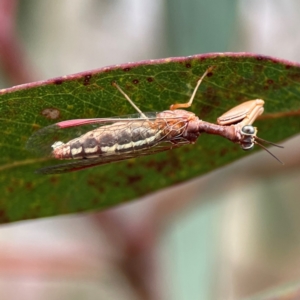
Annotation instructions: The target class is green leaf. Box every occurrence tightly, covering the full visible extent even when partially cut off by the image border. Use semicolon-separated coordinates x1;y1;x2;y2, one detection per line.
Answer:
0;53;299;223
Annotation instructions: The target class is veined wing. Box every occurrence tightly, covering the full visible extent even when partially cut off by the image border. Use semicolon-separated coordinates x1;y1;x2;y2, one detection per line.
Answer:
26;112;159;157
35;142;182;174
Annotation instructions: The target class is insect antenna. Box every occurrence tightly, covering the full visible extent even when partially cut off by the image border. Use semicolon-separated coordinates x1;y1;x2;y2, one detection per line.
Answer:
255;136;284;148
254;137;284;164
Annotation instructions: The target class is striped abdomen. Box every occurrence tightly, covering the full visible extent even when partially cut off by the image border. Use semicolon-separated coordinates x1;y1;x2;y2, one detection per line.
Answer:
52;120;166;160
52;110;201;160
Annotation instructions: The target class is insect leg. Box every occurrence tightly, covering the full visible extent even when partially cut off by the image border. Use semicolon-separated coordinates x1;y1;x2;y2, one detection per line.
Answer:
112;82;148;119
170;66;214;110
217;99;265;128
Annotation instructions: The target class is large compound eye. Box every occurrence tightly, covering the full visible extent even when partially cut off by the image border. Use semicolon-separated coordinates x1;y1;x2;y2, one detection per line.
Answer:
241;125;255;135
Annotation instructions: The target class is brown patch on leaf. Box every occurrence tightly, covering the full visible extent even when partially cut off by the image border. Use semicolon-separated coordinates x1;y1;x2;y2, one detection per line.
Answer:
84;74;92;85
270;59;279;64
256;56;264;61
147;77;154;82
87;177;105;193
125;161;135;169
0;209;10;223
219;148;228;157
145;159;165;173
288;72;300;82
41;108;60;120
54;79;63;85
49;176;59;185
127;175;142;185
6;186;14;193
132;79;139;84
25;182;34;191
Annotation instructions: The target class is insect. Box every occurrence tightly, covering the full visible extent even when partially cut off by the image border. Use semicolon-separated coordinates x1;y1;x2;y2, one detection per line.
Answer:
26;67;283;174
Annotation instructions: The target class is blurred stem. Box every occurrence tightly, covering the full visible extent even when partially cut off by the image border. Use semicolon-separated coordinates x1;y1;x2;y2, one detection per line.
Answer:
0;0;36;85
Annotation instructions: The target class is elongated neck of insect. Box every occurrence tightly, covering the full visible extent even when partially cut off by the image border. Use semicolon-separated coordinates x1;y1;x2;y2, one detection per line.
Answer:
199;121;240;143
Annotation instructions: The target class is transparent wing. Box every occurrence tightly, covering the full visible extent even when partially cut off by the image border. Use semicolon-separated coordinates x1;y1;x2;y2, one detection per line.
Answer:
35;142;181;174
26;113;158;157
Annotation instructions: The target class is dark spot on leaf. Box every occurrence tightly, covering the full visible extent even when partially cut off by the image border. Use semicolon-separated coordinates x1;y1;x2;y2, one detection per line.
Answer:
123;67;131;72
113;181;121;188
186;63;191;68
6;186;14;193
256;56;264;61
133;79;139;84
25;182;34;191
147;77;154;82
288;72;300;82
220;147;229;156
84;74;92;85
92;198;98;205
50;176;59;185
207;71;213;77
127;175;142;185
263;85;269;90
41;107;60;120
144;158;167;173
285;65;292;69
87;177;105;193
54;79;63;85
0;209;9;223
267;79;274;84
125;161;135;169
